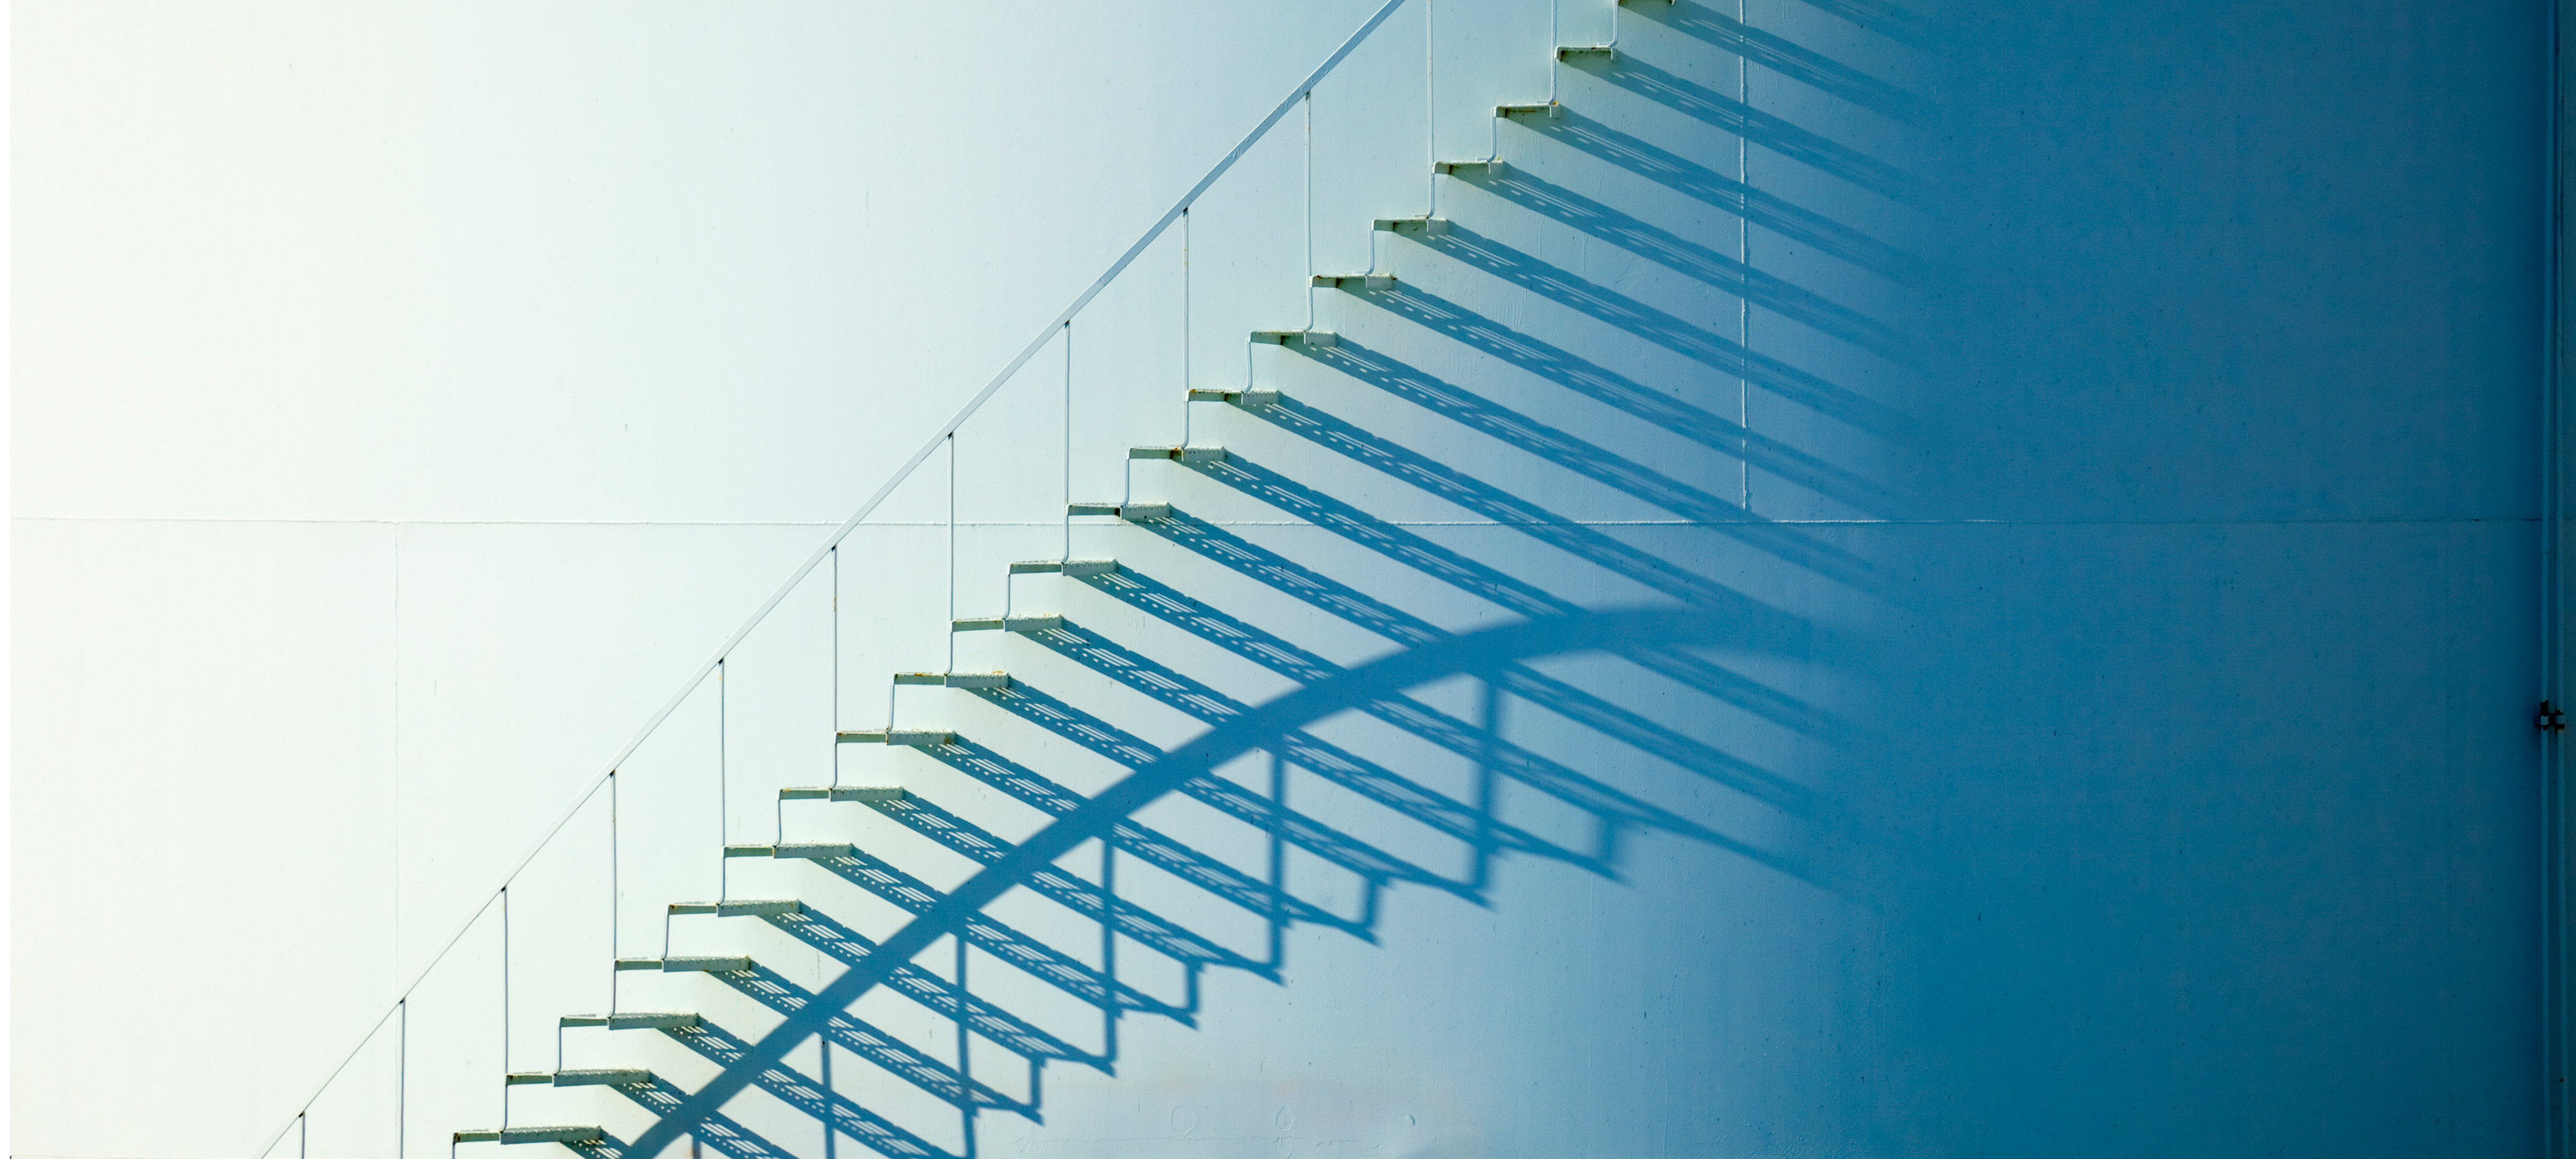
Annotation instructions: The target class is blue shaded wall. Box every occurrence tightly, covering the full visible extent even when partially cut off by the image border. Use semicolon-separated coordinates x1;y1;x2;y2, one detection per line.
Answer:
622;2;2554;1155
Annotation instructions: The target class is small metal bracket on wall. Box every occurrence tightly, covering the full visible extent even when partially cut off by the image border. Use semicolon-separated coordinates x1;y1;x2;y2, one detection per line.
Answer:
2543;701;2568;732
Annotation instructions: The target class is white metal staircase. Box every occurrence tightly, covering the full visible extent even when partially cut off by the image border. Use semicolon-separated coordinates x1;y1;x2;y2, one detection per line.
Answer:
261;0;1886;1153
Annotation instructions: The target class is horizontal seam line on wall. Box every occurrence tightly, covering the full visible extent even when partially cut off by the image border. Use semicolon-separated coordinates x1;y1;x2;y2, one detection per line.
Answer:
10;516;2550;528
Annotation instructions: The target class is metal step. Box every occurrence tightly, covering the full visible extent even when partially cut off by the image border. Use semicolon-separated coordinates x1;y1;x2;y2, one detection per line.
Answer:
1247;330;1337;349
1186;388;1282;407
453;1127;606;1145
1558;45;1615;62
1435;159;1506;178
614;956;751;973
893;669;1016;687
1129;445;1231;462
1499;101;1564;120
951;615;1063;634
835;728;957;746
780;785;907;802
728;842;859;860
559;1012;698;1030
1374;217;1453;236
1312;274;1397;290
1009;558;1117;576
505;1069;652;1088
668;900;800;917
777;841;857;859
1066;502;1170;521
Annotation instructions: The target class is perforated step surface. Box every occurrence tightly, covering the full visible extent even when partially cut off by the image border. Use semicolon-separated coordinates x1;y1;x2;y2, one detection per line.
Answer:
615;956;752;973
1247;330;1336;348
453;1127;605;1145
727;842;858;860
779;785;907;802
951;616;1061;634
1129;445;1231;462
506;1069;652;1088
835;729;958;746
1009;558;1118;576
1066;502;1170;521
1187;388;1282;407
560;1012;697;1030
895;670;1015;688
668;900;800;917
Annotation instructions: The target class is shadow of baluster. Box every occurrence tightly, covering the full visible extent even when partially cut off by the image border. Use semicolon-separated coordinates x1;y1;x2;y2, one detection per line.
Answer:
649;1024;960;1159
1155;456;1854;742
1135;509;1823;808
763;906;1105;1071
1025;619;1608;872
967;672;1470;911
920;735;1374;941
1059;567;1822;885
798;841;1196;1022
857;790;1270;977
701;962;1034;1118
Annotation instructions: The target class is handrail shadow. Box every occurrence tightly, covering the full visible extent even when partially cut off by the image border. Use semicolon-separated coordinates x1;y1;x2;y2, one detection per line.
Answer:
625;608;1763;1159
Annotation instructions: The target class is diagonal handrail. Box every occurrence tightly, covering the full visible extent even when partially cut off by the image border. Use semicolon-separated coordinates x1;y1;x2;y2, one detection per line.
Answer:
253;1;1420;1154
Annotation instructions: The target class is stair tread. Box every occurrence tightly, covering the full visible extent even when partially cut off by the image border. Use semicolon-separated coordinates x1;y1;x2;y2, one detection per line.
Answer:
780;785;907;802
1186;388;1282;407
951;615;1063;633
454;1127;606;1145
1009;558;1117;576
505;1069;652;1088
614;956;751;972
559;1012;698;1029
668;899;801;916
1129;445;1231;461
1248;330;1337;348
837;728;958;745
1066;502;1170;521
778;841;857;858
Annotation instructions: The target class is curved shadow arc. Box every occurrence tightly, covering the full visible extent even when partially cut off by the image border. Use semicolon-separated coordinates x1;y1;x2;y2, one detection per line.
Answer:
625;606;1748;1159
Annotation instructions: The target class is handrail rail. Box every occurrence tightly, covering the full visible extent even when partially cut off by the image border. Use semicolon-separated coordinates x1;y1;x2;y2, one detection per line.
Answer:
252;1;1419;1153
